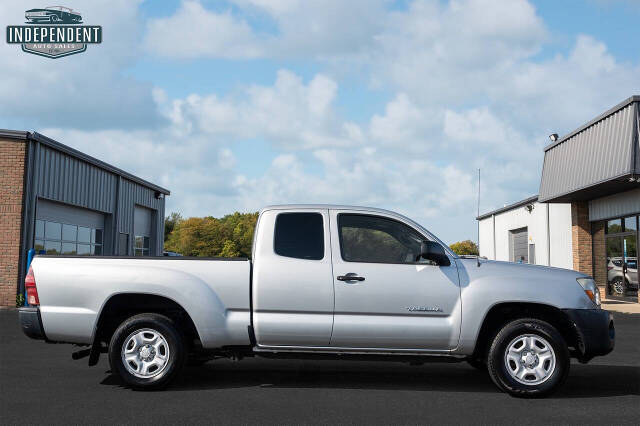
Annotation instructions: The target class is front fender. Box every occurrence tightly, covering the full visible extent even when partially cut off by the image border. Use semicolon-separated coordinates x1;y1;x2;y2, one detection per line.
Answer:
454;259;595;354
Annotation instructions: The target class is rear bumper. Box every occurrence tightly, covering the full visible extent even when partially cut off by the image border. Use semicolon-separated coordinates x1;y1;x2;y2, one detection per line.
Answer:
563;308;615;362
19;307;46;340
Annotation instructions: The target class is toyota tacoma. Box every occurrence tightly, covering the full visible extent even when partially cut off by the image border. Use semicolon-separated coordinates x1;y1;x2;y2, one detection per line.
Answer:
19;205;614;397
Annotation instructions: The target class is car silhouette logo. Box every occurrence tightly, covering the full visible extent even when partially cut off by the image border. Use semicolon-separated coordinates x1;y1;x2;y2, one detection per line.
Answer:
25;6;82;24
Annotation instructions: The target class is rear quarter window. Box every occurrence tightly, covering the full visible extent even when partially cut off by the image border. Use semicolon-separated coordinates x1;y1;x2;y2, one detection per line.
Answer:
274;213;324;260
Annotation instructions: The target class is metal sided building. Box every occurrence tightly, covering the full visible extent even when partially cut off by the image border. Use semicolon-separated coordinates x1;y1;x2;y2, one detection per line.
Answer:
0;130;170;307
478;95;640;303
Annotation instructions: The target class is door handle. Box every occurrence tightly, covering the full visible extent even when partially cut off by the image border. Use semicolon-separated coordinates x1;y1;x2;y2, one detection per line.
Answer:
337;274;365;282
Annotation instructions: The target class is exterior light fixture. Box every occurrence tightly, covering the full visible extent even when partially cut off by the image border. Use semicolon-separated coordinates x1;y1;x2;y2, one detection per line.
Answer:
549;133;558;142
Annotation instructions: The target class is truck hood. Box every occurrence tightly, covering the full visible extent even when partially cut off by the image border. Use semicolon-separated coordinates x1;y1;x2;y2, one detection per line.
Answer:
458;258;589;280
455;257;595;310
458;258;590;281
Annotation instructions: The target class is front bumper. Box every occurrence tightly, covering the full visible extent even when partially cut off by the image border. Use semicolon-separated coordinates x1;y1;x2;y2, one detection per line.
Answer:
19;307;46;340
563;308;615;362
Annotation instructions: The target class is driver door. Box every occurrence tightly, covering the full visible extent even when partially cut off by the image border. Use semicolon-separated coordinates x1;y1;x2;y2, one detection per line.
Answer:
329;210;462;350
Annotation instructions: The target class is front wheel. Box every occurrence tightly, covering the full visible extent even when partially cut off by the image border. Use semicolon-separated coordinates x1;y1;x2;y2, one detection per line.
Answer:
108;313;186;390
487;318;569;397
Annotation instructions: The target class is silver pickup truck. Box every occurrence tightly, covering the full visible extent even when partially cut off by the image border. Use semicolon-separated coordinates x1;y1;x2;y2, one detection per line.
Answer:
19;204;614;397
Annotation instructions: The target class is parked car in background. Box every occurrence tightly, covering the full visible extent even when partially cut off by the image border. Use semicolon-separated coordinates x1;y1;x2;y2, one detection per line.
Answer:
19;205;614;397
162;251;182;257
25;6;82;24
607;257;638;296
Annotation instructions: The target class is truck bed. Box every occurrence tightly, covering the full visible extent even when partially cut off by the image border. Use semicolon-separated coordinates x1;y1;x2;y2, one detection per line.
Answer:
31;256;252;347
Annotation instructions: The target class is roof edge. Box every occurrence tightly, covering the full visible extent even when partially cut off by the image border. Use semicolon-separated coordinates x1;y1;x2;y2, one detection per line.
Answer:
476;195;539;220
538;172;633;203
544;95;640;152
30;131;170;195
0;129;29;140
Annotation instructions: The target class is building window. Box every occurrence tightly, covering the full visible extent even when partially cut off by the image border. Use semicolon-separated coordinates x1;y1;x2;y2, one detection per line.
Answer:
134;235;150;256
623;216;637;233
606;219;622;234
35;219;102;255
604;215;637;302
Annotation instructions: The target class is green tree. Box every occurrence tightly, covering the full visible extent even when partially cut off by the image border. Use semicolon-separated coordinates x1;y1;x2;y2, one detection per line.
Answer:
164;212;183;242
449;240;479;255
164;212;259;258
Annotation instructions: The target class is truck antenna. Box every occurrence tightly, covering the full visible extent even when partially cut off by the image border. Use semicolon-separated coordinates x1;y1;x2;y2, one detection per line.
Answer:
477;168;481;267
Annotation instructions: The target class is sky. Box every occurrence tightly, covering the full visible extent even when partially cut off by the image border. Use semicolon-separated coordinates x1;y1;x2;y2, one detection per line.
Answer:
1;0;639;244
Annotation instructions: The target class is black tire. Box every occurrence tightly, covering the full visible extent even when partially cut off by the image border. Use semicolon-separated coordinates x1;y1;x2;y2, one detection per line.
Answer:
108;313;186;390
487;318;569;398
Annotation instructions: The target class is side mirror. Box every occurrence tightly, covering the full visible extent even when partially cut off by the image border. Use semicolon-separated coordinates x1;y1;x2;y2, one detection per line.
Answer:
420;241;451;266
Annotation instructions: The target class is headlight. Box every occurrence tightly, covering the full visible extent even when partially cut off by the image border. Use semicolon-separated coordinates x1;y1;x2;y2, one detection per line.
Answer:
576;277;600;307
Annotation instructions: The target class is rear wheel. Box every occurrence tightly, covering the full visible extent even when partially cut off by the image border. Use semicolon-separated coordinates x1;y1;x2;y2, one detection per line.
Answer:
487;318;569;397
108;313;186;390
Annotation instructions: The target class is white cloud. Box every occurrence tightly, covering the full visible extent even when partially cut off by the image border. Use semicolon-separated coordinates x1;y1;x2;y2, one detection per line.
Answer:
144;0;388;59
370;94;440;149
144;1;263;59
160;69;361;149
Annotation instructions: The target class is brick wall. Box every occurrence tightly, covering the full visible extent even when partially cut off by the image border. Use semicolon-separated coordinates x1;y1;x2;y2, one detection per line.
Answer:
571;201;593;276
0;139;26;307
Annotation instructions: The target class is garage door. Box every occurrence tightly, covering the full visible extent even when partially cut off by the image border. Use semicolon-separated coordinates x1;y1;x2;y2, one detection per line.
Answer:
35;199;105;255
510;227;528;263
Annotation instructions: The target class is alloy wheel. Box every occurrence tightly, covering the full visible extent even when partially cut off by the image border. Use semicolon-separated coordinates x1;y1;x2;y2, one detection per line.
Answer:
121;328;170;378
504;334;556;386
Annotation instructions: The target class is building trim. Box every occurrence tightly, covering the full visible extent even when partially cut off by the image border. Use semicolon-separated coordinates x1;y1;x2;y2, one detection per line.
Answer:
477;195;538;220
0;129;30;140
538;171;635;203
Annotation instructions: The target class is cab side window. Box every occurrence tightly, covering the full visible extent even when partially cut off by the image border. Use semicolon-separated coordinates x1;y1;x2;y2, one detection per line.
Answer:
339;214;426;264
274;213;324;260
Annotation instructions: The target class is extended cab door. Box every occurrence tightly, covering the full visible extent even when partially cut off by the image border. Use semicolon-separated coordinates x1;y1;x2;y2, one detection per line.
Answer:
252;208;334;347
329;210;462;351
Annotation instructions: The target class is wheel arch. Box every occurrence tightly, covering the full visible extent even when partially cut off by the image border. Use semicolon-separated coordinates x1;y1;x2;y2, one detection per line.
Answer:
93;293;201;349
471;302;579;362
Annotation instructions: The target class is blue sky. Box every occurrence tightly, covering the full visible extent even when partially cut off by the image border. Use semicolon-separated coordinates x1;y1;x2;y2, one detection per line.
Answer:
1;0;639;243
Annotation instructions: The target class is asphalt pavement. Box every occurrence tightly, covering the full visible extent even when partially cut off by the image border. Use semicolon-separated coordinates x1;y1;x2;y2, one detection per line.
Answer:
1;308;638;425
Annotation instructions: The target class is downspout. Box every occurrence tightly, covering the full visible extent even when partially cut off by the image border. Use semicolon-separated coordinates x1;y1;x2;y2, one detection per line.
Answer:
546;203;551;266
492;214;496;260
112;175;121;255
